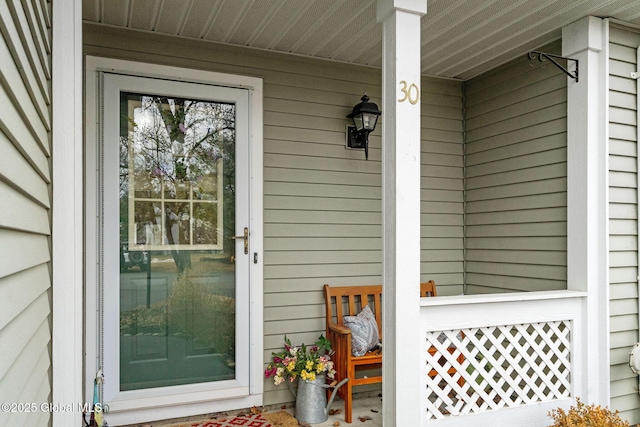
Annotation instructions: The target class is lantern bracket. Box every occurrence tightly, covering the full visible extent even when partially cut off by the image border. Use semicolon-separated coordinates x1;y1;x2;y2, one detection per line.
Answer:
346;124;369;159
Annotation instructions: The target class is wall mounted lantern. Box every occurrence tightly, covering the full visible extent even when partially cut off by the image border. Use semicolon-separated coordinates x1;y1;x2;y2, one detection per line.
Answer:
346;94;382;160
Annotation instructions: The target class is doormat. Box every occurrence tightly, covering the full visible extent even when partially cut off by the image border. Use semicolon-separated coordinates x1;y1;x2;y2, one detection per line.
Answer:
262;411;299;426
161;411;299;427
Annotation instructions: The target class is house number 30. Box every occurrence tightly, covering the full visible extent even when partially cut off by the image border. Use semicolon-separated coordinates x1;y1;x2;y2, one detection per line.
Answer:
398;80;419;105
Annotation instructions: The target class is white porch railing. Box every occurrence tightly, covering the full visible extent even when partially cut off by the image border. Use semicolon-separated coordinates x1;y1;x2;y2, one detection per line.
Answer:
419;291;587;426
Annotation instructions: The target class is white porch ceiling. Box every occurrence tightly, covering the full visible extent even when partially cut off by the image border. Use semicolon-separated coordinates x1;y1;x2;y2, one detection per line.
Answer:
83;0;640;80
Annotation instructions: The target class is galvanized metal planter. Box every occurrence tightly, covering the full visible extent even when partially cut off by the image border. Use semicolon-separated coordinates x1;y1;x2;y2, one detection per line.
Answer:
287;375;349;424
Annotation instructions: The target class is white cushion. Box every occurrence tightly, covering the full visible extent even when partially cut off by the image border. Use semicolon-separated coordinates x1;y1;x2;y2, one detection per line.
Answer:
343;305;379;357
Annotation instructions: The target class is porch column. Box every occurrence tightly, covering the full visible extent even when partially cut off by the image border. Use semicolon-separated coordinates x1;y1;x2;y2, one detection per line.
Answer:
376;1;427;425
563;17;609;404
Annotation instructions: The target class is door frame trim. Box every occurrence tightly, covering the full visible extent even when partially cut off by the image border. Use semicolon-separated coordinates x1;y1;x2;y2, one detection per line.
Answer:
84;56;264;425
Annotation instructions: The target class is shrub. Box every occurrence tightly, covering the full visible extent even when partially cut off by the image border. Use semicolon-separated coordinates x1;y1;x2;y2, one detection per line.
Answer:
548;398;629;427
168;272;235;356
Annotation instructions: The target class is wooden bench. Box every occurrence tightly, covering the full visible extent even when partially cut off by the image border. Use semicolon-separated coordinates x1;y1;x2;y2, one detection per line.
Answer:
323;281;462;423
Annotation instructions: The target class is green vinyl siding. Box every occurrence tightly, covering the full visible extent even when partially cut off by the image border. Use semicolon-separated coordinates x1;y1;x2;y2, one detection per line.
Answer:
464;41;567;294
608;23;640;425
0;0;52;426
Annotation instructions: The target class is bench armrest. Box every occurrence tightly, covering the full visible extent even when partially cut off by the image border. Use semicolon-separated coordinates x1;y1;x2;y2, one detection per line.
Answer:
327;321;351;336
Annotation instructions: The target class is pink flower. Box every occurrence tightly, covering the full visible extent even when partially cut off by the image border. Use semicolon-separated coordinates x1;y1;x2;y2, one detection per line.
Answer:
264;366;277;378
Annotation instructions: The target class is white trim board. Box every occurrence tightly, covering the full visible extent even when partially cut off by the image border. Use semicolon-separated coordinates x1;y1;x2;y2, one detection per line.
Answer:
52;1;83;426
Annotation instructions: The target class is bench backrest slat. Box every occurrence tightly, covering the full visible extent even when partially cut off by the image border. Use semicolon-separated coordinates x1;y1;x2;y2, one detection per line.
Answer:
324;284;383;340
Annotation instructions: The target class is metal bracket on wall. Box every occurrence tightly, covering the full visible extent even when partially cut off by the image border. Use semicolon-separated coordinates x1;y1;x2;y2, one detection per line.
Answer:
631;71;640;79
528;51;579;82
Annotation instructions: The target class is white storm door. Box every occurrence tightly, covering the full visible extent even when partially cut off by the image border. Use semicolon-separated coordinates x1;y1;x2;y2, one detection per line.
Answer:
100;72;251;407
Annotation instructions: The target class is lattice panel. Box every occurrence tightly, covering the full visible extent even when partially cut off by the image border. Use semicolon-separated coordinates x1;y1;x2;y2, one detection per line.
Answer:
424;321;571;420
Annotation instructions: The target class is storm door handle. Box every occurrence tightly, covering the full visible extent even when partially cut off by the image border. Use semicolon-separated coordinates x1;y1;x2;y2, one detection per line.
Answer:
231;227;249;254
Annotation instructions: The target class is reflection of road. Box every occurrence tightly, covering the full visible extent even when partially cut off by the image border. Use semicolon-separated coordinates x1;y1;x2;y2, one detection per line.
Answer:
119;267;235;311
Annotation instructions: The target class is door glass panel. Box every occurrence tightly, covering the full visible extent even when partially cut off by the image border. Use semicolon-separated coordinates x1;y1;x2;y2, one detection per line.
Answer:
118;92;236;391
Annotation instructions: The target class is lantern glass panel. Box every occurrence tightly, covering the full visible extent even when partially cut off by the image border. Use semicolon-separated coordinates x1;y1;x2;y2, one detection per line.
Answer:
362;113;378;131
352;114;365;132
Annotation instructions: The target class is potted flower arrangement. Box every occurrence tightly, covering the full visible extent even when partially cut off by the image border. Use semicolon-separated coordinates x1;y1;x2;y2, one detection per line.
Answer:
265;334;336;385
265;335;346;424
